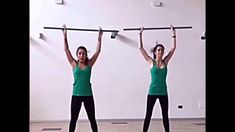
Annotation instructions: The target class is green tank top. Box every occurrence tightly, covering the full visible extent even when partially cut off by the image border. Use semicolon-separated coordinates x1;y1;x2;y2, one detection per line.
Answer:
149;61;168;95
72;65;92;96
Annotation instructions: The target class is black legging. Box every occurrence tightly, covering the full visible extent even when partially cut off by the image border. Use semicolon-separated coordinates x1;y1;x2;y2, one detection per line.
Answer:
143;95;170;132
69;96;98;132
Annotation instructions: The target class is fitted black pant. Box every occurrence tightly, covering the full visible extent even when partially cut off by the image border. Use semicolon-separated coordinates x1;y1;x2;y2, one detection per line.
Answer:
69;96;98;132
143;95;170;132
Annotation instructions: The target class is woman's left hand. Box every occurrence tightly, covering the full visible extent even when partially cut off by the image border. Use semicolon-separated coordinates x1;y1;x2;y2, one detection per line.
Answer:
170;25;176;37
98;27;103;38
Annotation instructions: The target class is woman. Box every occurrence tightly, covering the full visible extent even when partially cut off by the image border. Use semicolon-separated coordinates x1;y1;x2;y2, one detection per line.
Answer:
62;24;103;132
138;25;176;132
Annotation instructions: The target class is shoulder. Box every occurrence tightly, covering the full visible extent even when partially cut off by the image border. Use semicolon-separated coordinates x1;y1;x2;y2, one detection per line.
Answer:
148;58;154;68
163;59;168;66
72;61;78;70
87;64;92;69
87;61;93;68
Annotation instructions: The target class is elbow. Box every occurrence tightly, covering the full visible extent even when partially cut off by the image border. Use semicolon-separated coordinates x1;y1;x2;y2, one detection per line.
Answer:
172;44;176;50
139;47;144;51
96;49;101;53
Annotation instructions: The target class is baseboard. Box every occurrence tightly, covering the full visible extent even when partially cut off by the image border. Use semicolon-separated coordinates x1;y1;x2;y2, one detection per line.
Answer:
30;117;205;123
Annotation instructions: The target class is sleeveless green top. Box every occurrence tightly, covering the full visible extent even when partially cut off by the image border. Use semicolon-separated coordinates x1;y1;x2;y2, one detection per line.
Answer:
149;61;168;95
72;65;92;96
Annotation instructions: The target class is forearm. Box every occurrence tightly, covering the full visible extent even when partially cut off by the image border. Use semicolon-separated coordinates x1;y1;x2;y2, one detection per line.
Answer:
96;36;102;53
139;33;151;61
64;35;69;50
63;39;74;64
171;33;176;50
139;33;143;49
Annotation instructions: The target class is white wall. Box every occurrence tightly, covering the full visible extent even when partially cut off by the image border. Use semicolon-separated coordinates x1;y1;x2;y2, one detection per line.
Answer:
30;0;205;121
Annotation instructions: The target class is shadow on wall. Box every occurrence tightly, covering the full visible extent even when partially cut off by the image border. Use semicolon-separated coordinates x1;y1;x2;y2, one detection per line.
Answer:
39;33;48;41
115;34;153;54
30;36;43;48
116;34;138;48
30;36;56;58
30;36;65;65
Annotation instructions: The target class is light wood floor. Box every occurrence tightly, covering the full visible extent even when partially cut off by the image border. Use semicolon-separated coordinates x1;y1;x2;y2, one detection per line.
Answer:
30;118;205;132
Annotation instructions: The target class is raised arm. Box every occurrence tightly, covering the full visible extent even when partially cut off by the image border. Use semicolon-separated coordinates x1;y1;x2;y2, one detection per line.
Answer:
62;24;77;68
88;27;103;67
139;27;152;64
164;25;176;65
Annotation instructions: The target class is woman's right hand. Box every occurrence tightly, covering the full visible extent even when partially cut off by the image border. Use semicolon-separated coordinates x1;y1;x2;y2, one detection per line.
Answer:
62;24;67;35
98;27;103;38
139;27;144;35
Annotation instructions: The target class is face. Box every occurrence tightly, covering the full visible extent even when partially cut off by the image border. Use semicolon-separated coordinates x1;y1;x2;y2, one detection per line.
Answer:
77;49;87;63
155;46;164;58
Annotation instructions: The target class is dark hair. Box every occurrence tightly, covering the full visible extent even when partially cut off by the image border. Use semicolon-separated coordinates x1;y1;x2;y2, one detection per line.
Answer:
152;44;165;59
76;46;89;64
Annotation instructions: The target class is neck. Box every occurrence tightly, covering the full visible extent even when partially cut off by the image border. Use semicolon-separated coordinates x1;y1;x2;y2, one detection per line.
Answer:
155;58;162;63
78;61;85;65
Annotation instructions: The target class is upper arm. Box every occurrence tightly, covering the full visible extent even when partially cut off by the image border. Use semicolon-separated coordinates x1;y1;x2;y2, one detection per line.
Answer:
88;51;100;67
139;48;152;63
164;48;175;65
65;49;77;68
